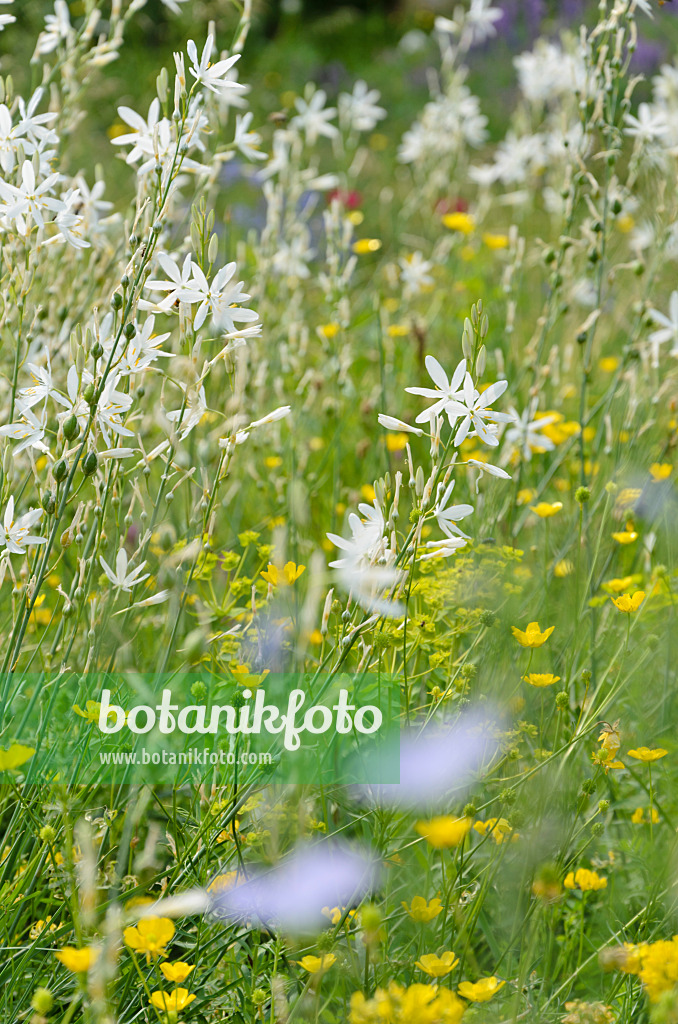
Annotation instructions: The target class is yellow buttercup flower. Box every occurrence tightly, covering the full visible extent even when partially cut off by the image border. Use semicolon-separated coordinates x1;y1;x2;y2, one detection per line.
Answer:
402;896;443;922
523;673;560;687
627;747;667;762
601;576;639;594
529;501;563;518
160;962;195;984
298;954;337;973
123;917;175;960
599;356;620;372
612;523;638;544
511;621;554;647
458;976;505;1002
611;590;645;613
482;232;509;250
415;816;472;849
517;487;537;505
149;989;196;1013
352;238;382;254
387;324;409;337
0;744;35;771
415;951;459;977
54;946;100;973
319;323;340;339
261;561;306;587
554;559;574;577
649;463;672;481
564;868;607;892
386;432;409;452
442;211;475;234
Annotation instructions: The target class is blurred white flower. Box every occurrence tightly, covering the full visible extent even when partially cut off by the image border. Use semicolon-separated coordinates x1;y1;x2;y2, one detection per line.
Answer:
99;548;150;592
291;87;338;145
398;252;434;298
35;0;70;55
338;80;386;133
503;401;555;461
624;103;668;143
434;480;474;539
648;290;678;357
234;112;266;161
0;0;15;31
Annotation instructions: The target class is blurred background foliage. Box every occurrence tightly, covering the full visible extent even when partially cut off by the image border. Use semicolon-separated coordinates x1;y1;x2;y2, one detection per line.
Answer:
3;0;678;202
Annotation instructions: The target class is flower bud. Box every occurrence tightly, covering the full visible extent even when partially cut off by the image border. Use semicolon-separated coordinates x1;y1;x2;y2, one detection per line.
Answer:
82;451;98;477
31;989;53;1015
63;414;79;441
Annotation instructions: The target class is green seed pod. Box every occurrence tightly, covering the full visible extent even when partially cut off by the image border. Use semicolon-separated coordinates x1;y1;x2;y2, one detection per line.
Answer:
83;382;96;405
111;292;123;310
53;459;68;483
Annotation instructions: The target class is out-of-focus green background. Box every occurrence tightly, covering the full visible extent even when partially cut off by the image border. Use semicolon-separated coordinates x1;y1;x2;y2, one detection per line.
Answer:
4;0;678;202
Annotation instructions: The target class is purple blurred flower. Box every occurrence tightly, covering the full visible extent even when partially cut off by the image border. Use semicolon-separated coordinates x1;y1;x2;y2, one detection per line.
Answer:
354;709;499;808
209;841;379;933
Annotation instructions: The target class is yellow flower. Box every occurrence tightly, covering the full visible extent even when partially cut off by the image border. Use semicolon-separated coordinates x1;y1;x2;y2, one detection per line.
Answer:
612;524;638;544
54;946;100;973
352;238;382;254
599;357;620;372
319;322;340;339
511;621;554;647
402;896;443;922
611;590;645;613
149;989;196;1013
415;951;459;977
482;232;509;250
627;747;668;762
264;455;283;469
386;432;409;452
517;487;537;505
554;559;574;577
0;744;35;771
322;905;359;925
523;673;560;687
298;954;337;973
597;722;621;760
650;463;672;481
415;816;471;849
474;818;514;844
631;807;660;825
529;501;563;518
387;324;409;337
261;561;306;587
442;211;475;234
160;962;195;984
458;976;505;1002
564;868;607;892
123;917;175;960
601;575;639;594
